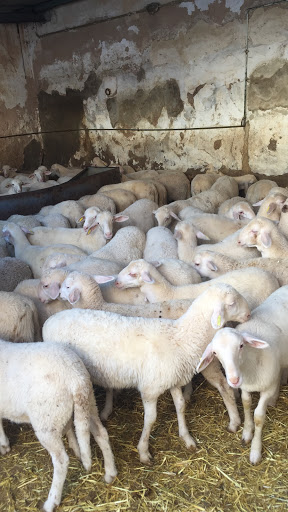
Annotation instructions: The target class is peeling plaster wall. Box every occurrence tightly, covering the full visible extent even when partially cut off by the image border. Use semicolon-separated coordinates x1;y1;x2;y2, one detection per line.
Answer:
0;0;288;177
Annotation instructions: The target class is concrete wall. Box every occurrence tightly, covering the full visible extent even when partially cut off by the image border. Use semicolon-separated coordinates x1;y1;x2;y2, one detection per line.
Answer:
0;0;287;179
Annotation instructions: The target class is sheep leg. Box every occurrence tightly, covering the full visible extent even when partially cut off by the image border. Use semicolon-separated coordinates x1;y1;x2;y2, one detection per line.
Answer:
170;386;196;449
182;381;193;402
89;399;117;484
241;390;254;444
100;388;114;421
137;395;158;464
250;385;279;465
36;433;69;512
0;419;10;455
201;359;241;433
65;425;81;460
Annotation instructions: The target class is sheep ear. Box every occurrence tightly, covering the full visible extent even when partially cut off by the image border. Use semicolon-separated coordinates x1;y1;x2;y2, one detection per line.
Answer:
233;211;240;220
196;230;210;240
93;275;115;284
253;199;264;207
78;216;85;223
266;203;276;215
141;271;154;284
20;226;34;235
150;260;161;268
196;343;215;373
241;332;269;349
113;214;129;223
174;230;182;240
211;304;225;329
45;170;51;175
28;174;35;178
46;283;60;300
68;288;80;304
260;230;271;248
2;229;12;243
170;211;181;221
207;261;218;272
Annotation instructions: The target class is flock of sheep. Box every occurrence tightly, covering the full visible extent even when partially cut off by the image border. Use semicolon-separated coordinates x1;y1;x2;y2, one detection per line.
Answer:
0;162;288;512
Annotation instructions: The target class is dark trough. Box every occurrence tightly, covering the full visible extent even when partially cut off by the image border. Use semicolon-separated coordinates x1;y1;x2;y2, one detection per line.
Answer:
0;166;121;220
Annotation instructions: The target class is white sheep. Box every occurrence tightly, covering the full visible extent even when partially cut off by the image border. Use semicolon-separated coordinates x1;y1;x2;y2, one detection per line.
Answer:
27;224;107;254
144;226;178;261
60;270;193;319
197;285;288;464
0;340;117;511
0;177;25;194
97;188;137;212
43;283;250;463
90;226;146;265
78;206;128;239
98;180;159;204
178;211;248;243
113;198;158;234
174;221;210;263
238;216;288;258
153;170;191;201
2;223;87;278
190;249;288;286
245;179;277;204
8;213;42;230
255;192;287;221
153;202;196;229
147;258;202;285
1;165;18;178
38;200;84;227
115;259;279;310
191;173;218;195
35;213;71;228
28;165;51;182
0;291;41;342
78;192;116;213
218;197;255;220
0;257;32;291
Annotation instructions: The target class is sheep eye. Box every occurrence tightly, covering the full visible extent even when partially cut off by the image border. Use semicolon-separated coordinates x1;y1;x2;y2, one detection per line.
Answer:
240;343;244;349
194;262;200;266
213;351;216;355
229;302;235;307
129;272;137;277
43;284;48;288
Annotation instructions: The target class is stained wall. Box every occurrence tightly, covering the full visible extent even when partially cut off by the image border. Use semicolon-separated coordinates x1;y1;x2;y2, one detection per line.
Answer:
0;0;287;178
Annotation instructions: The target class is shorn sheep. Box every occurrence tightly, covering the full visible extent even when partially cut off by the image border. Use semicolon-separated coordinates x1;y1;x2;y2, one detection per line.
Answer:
0;341;117;511
197;285;288;464
43;283;251;463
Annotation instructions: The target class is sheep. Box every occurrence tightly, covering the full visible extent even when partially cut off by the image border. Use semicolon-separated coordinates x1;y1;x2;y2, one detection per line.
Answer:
42;252;124;275
0;291;41;342
25;180;59;191
0;257;32;291
113;199;157;234
153;202;198;229
38;200;84;228
14;277;71;327
1;164;18;178
153;170;191;201
27;224;107;254
78;192;116;213
43;283;251;462
245;179;277;204
0;340;117;511
49;162;82;179
218;197;255;220
148;258;202;285
0;238;9;258
28;165;51;182
60;271;193;319
191;173;218;195
35;213;71;228
0;176;25;194
90;226;146;265
2;223;87;278
278;199;288;238
78;206;128;239
97;189;137;212
174;221;210;263
190;249;288;286
238;216;288;258
197;285;288;464
255;192;287;221
98;180;159;204
144;226;178;261
115;259;279;310
178;212;248;243
8;214;42;230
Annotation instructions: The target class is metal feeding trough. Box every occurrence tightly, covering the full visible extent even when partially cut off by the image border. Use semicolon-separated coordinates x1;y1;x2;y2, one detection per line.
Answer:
0;166;121;220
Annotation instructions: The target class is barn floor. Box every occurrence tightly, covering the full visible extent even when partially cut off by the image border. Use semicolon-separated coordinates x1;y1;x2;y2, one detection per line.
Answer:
0;375;287;512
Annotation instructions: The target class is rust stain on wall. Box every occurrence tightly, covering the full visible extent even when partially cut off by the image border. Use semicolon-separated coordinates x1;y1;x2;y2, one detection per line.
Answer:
214;139;222;150
267;138;277;151
248;61;288;111
187;84;206;108
106;79;183;128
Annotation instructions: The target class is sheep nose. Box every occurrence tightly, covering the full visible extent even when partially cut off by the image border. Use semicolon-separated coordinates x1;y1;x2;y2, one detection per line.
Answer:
230;376;240;386
105;232;112;239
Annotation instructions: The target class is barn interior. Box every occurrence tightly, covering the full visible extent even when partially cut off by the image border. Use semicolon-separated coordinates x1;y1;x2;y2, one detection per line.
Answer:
0;1;288;511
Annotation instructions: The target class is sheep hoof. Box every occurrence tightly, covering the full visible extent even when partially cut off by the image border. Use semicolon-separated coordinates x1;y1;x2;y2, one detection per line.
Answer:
139;452;153;465
227;422;240;434
0;443;10;455
249;450;262;465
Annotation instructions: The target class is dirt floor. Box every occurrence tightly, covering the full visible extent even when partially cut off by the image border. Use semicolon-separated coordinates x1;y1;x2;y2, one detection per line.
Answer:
0;375;287;512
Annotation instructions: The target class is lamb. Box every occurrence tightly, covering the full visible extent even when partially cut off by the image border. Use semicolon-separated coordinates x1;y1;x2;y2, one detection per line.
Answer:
191;249;288;286
49;162;82;179
255;192;287;221
191;173;219;195
60;271;194;319
0;257;32;291
197;285;288;464
218;197;255;220
78;192;116;213
238;216;288;258
97;189;137;212
28;165;51;182
0;291;41;342
43;283;251;463
113;198;158;234
174;221;210;263
245;179;277;204
35;213;71;228
42;252;124;276
79;206;128;239
8;213;42;230
152;170;191;201
1;164;18;178
0;340;117;512
178;212;248;243
2;223;87;278
98;180;159;204
153;202;198;229
0;177;25;194
148;258;202;285
144;226;178;261
115;259;279;310
27;224;107;254
38;200;84;227
90;226;146;265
